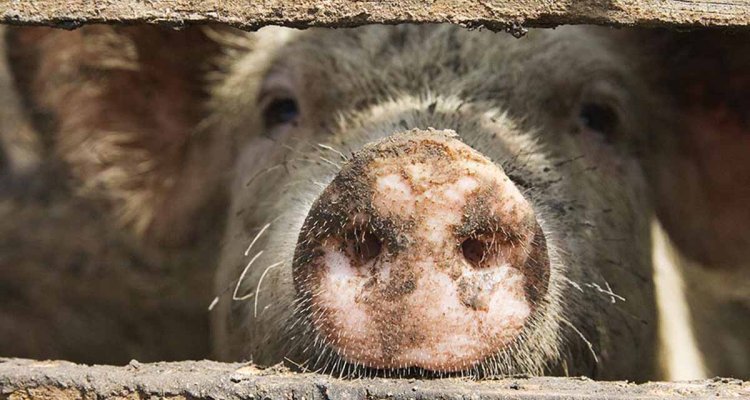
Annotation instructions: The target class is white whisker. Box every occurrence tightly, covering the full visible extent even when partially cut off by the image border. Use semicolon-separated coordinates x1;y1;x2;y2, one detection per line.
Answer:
562;319;599;364
245;223;271;256
207;296;220;311
233;250;264;301
318;156;340;168
318;143;347;161
245;165;283;187
254;261;284;318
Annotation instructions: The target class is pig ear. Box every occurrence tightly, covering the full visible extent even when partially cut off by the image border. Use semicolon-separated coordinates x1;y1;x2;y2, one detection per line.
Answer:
5;25;232;246
638;29;750;268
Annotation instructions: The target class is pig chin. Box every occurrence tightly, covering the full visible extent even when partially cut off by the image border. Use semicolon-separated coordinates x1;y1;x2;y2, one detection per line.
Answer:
293;129;550;373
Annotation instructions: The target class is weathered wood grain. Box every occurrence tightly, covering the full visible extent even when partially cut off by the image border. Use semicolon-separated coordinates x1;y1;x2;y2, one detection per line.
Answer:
1;358;748;400
1;1;750;31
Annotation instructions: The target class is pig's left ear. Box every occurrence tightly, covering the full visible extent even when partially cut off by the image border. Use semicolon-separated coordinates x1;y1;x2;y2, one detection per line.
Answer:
634;29;750;269
5;25;232;246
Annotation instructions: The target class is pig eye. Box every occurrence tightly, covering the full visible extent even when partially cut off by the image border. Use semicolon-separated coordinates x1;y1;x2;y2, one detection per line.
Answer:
263;97;299;130
578;103;619;138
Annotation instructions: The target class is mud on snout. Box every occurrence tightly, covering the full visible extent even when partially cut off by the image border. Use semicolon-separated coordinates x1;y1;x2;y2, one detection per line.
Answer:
293;129;551;373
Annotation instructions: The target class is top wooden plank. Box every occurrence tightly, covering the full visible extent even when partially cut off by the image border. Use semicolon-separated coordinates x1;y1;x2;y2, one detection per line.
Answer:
1;0;750;30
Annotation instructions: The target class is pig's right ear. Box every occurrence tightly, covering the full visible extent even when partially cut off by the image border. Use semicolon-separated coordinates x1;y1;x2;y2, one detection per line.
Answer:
4;25;233;246
635;29;750;269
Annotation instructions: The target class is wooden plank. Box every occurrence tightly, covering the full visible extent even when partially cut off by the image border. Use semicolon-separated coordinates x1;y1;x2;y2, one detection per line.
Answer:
0;358;748;399
1;1;749;31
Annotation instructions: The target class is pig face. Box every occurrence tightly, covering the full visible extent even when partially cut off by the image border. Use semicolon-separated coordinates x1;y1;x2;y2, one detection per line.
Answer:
213;25;656;379
8;23;749;380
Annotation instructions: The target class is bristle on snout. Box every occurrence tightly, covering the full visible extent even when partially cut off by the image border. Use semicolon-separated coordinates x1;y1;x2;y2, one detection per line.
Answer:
293;129;550;372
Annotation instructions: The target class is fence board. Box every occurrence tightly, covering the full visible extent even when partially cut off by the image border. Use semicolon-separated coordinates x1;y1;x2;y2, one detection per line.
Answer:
2;1;750;31
1;358;748;400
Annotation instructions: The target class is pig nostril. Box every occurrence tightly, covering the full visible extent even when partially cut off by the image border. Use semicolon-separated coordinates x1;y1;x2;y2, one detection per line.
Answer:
351;231;382;264
461;238;487;268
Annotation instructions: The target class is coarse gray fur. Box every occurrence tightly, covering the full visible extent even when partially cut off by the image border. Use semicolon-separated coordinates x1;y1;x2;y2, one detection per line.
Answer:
210;25;657;380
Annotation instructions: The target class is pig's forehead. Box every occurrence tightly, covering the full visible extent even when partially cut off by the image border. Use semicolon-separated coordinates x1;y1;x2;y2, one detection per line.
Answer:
253;24;639;125
266;25;631;86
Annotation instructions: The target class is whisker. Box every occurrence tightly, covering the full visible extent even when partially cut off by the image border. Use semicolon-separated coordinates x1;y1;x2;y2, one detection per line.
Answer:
318;156;340;168
233;250;264;301
245;223;271;256
245;164;284;187
561;319;599;364
317;143;348;161
208;247;266;310
254;261;285;318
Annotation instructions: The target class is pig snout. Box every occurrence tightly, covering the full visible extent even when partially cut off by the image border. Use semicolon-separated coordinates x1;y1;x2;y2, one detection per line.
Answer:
293;129;550;372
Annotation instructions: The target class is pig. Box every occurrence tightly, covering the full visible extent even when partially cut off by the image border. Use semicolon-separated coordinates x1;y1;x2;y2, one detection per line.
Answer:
6;23;747;380
208;25;658;380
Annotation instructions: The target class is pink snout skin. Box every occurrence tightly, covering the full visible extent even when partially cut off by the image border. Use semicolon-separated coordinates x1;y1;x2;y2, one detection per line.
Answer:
294;129;550;372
